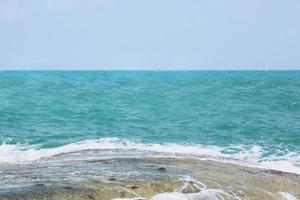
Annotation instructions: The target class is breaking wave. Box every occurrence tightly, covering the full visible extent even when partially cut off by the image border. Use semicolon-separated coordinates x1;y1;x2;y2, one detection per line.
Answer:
0;137;299;174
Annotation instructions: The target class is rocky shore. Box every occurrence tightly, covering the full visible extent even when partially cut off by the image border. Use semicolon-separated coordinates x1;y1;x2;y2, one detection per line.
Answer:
0;157;299;200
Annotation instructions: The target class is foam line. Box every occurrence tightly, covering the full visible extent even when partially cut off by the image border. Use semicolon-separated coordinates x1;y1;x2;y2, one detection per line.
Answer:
0;137;299;174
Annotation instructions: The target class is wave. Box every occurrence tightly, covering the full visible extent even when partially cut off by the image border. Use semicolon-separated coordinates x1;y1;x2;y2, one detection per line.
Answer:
113;177;299;200
0;137;299;174
113;177;245;200
112;191;299;200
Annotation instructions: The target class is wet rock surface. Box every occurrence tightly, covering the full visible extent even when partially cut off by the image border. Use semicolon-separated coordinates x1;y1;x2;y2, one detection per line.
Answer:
0;157;299;200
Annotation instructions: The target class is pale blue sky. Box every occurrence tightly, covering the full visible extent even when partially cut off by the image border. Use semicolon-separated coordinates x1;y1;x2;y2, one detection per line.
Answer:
0;0;299;70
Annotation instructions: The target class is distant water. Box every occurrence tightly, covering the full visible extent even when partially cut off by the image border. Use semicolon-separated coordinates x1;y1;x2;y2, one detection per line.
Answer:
0;71;299;173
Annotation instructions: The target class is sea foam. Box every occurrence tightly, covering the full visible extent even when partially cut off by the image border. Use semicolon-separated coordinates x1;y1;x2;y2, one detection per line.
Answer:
0;137;299;174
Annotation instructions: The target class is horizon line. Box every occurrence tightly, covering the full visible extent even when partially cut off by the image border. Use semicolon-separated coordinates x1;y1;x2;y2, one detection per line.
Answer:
0;68;300;71
1;66;300;71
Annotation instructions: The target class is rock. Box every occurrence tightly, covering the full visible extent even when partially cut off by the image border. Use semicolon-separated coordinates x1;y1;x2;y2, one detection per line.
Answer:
120;191;126;198
130;185;139;190
63;186;73;190
181;183;200;193
87;194;96;200
34;183;45;187
158;167;167;172
268;169;285;175
109;177;117;181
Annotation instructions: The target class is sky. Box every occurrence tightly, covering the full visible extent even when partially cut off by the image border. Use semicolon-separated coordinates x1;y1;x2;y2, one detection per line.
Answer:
0;0;300;70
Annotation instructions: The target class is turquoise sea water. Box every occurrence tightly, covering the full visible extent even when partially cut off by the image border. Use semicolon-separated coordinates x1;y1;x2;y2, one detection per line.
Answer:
0;71;299;173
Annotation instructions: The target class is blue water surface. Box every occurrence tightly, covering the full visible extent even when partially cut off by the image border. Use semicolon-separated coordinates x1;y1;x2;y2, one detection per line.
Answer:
0;71;299;158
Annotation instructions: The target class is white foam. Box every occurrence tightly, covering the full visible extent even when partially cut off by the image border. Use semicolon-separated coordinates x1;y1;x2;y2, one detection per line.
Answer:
149;189;243;200
113;180;298;200
151;192;189;200
114;177;246;200
279;192;298;200
112;198;145;200
0;137;299;174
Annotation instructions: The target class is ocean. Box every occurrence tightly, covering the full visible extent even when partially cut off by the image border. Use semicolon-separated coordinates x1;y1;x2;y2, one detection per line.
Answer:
1;71;299;170
0;71;300;199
